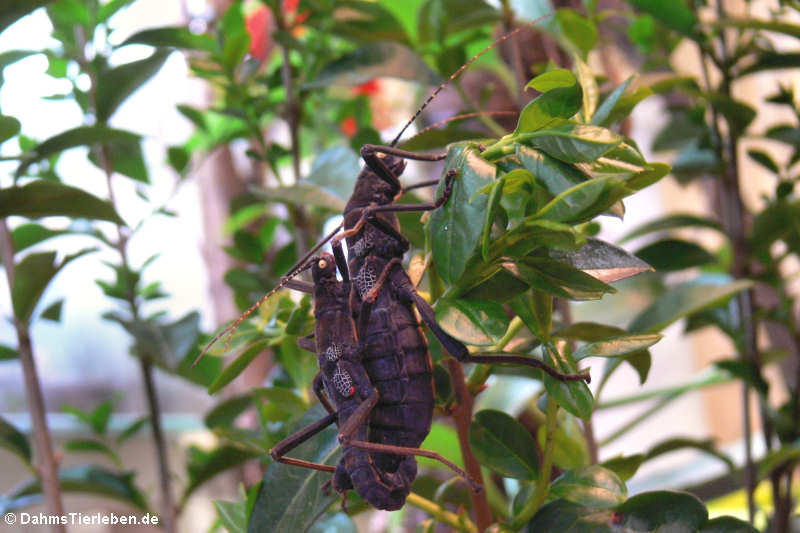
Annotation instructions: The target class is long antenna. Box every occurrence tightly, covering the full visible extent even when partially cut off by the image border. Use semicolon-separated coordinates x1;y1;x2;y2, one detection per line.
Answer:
192;259;317;367
389;14;552;148
400;111;519;146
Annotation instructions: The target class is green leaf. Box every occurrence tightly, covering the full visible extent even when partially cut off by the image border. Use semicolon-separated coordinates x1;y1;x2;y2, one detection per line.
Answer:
645;437;734;470
574;57;598;120
215;500;247;533
550;466;626;508
98;0;135;22
525;68;576;92
117;417;148;443
39;299;63;322
0;0;52;35
620;213;724;242
0;180;124;224
12;465;147;510
208;342;268;395
757;443;800;480
556;9;597;56
12;249;93;324
468;410;539;479
247;405;340;533
747;149;779;175
554;322;625;342
417;0;500;44
543;347;594;419
511;290;552;340
629;280;752;333
305;42;439;89
516;74;582;133
16;125;141;178
539;411;590;470
257;184;345;212
63;438;121;465
205;395;255;429
0;115;20;143
634;239;717;272
700;516;758;533
740;52;800;76
600;454;645;482
626;0;698;38
95;50;170;123
184;445;261;500
305;146;360;201
501;257;616;301
0;416;31;464
331;1;411;44
591;77;634;126
573;334;661;360
121;26;216;52
0;344;18;361
526;123;622;163
121;312;201;372
429;143;495;285
10;223;71;255
435;299;509;346
550;238;653;283
87;136;149;183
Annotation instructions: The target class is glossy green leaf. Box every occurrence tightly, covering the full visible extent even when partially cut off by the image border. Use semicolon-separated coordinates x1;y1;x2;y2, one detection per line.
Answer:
468;410;539;479
399;127;486;152
122;311;201;372
575;57;598;120
0;180;124;224
757;443;800;480
121;26;216;51
420;422;463;470
208;340;269;394
95;50;170;122
516;75;582;134
626;0;698;38
526;123;622;164
740;52;800;76
635;238;716;272
550;238;653;284
526;69;576;92
436;298;509;346
511;290;551;340
9;223;71;256
747;149;779;175
554;322;625;342
12;465;147;510
620;213;724;242
550;466;626;508
63;438;121;465
538;411;589;470
429;143;495;284
0;416;31;464
501;257;616;301
533;176;621;223
573;334;661;360
629;280;752;333
248;405;340;533
0;115;20;143
88;136;149;183
12;249;93;324
117;417;148;443
543;347;593;419
39;299;63;322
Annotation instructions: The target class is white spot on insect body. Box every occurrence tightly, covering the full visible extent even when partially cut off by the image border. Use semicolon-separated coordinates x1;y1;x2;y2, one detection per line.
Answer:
354;266;377;297
325;344;342;362
333;366;355;397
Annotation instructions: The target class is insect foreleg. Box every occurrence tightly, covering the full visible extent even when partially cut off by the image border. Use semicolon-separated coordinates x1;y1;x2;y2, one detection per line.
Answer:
312;372;336;415
269;411;338;473
362;144;447;163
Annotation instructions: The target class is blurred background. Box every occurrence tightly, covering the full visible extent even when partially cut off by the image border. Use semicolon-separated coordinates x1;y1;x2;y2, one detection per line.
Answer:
1;0;798;531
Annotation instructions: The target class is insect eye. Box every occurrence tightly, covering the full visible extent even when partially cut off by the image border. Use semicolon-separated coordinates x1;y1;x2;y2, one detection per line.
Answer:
318;259;327;269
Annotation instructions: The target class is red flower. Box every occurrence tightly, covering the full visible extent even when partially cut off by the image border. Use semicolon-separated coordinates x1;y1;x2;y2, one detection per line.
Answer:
246;6;272;62
340;117;358;138
353;79;381;96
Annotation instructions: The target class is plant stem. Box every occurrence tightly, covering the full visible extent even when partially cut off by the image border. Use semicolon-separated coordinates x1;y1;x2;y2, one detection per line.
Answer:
0;221;66;533
406;492;478;533
467;316;523;391
446;359;493;531
510;395;557;529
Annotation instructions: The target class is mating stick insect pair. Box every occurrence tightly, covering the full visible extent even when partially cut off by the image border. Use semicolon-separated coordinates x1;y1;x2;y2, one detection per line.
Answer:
205;21;591;511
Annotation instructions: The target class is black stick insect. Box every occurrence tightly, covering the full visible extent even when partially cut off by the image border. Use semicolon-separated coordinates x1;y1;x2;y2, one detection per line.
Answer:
269;252;481;510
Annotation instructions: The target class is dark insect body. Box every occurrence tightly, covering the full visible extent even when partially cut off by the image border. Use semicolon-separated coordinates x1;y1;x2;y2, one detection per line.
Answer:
203;17;590;511
269;253;479;510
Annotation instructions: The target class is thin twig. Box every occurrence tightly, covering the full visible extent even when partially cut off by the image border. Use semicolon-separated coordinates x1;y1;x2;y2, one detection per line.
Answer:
406;492;478;533
0;221;66;533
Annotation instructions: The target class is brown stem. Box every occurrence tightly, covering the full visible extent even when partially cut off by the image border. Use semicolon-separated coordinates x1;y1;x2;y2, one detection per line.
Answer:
0;221;66;533
500;0;527;107
446;359;492;532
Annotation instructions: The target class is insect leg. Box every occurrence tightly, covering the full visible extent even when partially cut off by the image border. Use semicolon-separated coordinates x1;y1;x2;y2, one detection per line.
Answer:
282;278;314;293
342;439;482;493
363;144;447;163
297;333;316;352
269;411;338;473
312;372;336;415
